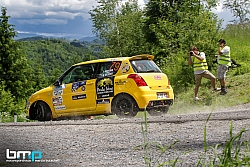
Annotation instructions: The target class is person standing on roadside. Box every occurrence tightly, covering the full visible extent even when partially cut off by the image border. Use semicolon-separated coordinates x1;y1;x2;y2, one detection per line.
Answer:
217;39;231;95
188;46;220;100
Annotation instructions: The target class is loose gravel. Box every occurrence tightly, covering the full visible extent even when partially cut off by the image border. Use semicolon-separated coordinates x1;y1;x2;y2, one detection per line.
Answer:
1;104;250;167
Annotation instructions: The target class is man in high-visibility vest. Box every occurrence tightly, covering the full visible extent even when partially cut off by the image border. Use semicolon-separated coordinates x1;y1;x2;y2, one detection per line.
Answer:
188;46;220;100
217;39;231;95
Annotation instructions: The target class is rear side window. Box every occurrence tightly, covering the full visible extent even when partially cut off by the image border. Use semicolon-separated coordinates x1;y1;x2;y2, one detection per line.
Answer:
130;60;162;73
97;61;121;77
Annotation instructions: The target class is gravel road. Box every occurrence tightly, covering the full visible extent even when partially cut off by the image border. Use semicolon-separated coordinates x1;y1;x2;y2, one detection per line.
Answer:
1;104;250;167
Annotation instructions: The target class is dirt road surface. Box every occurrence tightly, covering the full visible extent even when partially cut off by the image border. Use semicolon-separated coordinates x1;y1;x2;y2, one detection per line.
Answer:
1;104;250;167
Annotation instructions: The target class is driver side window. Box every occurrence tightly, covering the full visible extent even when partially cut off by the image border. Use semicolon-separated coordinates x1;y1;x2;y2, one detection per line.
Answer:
62;64;96;84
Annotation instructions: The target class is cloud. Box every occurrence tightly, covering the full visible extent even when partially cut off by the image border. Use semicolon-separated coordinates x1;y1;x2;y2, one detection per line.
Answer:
17;19;68;25
2;0;146;24
2;0;147;27
2;0;146;38
4;0;233;38
2;0;96;21
17;30;80;38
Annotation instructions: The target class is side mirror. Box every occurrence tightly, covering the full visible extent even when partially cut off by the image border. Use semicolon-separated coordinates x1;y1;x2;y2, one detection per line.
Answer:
53;80;61;86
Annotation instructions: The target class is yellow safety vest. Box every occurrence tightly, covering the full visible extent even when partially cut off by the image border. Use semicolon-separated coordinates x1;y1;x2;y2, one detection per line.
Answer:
192;55;208;72
218;46;231;66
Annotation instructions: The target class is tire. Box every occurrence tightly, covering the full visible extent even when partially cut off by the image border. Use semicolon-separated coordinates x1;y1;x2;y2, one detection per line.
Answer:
147;105;170;116
35;101;52;121
112;94;138;118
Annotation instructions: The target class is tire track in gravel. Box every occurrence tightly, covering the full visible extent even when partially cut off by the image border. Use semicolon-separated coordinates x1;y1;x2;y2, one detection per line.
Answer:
1;109;250;127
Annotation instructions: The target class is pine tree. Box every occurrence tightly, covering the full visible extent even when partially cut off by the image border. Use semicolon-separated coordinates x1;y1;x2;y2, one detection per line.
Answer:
0;7;31;100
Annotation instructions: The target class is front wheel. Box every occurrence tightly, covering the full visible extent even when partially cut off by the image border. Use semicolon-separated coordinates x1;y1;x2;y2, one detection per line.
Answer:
35;101;52;121
147;106;170;116
112;94;138;118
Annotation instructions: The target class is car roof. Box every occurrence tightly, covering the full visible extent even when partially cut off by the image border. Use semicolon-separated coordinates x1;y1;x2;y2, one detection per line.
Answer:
73;54;154;66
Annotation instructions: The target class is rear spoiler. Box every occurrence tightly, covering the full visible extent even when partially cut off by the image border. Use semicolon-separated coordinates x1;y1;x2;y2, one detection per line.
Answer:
129;54;154;60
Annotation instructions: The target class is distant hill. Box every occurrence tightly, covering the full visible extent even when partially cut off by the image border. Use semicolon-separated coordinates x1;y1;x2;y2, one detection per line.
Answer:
16;36;47;41
19;38;103;84
79;36;98;42
15;33;43;40
14;31;98;41
17;36;103;54
16;36;99;42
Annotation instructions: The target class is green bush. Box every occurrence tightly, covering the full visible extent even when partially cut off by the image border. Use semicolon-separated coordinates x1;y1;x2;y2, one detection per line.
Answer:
0;83;26;122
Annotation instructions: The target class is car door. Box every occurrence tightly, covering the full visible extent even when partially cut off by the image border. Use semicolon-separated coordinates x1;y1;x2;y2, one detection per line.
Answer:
52;64;97;116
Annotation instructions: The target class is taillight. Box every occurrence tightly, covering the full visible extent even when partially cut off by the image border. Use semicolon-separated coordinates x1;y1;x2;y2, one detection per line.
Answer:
127;74;147;87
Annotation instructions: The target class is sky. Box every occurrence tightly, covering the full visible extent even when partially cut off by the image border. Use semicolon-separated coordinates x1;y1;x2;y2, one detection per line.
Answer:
1;0;234;39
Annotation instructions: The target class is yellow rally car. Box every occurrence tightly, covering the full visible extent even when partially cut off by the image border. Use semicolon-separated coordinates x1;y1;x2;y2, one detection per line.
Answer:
26;54;174;121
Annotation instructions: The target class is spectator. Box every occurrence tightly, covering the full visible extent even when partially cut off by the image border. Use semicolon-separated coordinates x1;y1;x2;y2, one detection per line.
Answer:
188;46;220;100
217;39;231;95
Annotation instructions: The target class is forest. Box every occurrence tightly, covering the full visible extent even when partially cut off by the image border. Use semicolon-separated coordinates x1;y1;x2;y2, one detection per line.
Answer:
0;0;250;122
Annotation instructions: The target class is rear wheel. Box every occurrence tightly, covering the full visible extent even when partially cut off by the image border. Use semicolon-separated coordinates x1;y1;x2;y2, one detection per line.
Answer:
147;106;170;116
112;94;138;118
35;101;52;121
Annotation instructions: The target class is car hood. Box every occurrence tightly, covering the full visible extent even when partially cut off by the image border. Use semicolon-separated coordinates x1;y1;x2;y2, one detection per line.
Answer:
29;86;53;100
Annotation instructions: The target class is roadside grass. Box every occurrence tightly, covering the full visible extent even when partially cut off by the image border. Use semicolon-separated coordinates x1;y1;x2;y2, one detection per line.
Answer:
0;112;34;123
135;111;180;167
198;121;250;166
135;72;250;166
168;72;250;115
137;111;250;166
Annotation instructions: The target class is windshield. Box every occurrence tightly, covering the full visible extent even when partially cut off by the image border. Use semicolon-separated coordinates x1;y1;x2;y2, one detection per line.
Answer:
130;60;162;73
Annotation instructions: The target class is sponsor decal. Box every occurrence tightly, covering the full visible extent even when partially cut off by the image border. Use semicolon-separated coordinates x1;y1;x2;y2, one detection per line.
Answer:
54;105;66;110
53;89;63;96
96;77;114;99
54;84;66;90
115;80;126;85
101;69;113;76
72;94;86;100
154;75;162;80
121;62;130;73
52;96;63;106
53;84;65;96
96;99;110;104
72;81;86;92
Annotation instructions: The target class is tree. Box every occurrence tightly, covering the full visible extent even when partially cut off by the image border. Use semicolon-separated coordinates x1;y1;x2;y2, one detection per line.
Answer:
143;0;222;92
89;0;149;57
89;0;223;92
0;82;20;119
0;7;31;99
223;0;250;24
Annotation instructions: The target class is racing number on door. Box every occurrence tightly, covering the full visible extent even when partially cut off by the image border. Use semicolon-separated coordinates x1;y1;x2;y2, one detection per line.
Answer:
110;62;121;72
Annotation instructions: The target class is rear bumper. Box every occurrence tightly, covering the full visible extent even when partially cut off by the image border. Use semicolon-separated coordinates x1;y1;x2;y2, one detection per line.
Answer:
142;99;173;110
132;86;174;109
